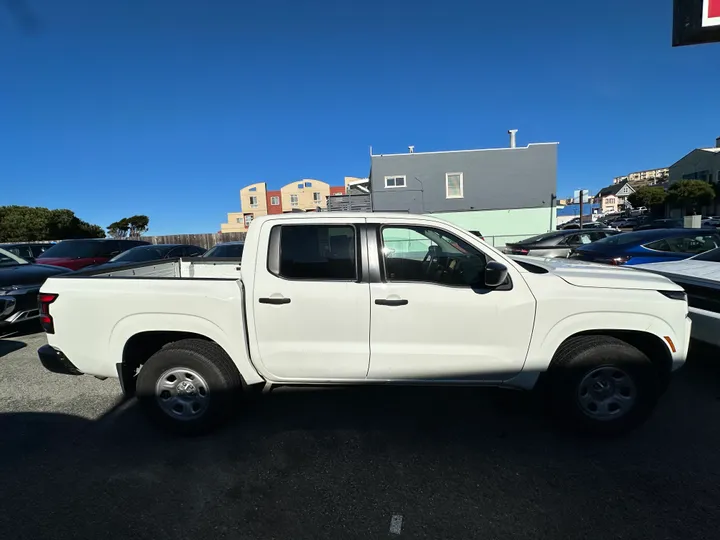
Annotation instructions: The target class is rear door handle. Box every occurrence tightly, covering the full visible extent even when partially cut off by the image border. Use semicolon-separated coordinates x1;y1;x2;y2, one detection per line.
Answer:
375;299;408;306
259;297;291;305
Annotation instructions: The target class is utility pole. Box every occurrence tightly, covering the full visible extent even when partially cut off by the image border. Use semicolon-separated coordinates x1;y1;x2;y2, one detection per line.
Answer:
579;190;585;229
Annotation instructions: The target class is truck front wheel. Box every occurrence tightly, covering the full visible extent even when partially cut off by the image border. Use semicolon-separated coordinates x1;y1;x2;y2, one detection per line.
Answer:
547;335;660;435
136;339;242;435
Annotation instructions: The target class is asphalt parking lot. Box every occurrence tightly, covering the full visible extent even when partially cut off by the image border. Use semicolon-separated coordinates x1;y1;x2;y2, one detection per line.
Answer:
2;325;720;539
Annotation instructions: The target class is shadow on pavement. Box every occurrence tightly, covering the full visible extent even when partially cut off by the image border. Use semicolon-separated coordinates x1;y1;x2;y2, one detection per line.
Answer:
0;339;26;358
1;348;720;539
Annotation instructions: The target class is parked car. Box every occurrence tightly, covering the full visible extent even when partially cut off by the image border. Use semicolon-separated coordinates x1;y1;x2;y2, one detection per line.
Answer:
574;221;619;230
37;212;690;436
468;230;484;240
90;244;206;270
36;239;150;270
569;228;720;266
634;248;720;349
633;218;683;231
612;217;640;229
0;242;55;262
505;229;621;258
0;247;71;328
202;241;245;259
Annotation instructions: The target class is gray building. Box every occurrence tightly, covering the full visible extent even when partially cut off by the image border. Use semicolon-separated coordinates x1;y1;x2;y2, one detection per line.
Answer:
669;137;720;185
368;137;558;242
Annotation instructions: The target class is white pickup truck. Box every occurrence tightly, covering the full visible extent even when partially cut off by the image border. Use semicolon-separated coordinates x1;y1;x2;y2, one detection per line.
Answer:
37;213;692;435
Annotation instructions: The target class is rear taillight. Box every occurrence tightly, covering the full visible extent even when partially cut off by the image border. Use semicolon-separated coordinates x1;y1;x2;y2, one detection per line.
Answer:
596;256;632;265
38;293;58;334
511;248;529;255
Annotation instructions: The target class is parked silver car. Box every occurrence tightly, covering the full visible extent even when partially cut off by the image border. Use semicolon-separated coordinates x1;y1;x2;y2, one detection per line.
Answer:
505;229;621;258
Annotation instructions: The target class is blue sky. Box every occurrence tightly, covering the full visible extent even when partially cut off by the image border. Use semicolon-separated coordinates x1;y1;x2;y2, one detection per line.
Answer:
1;0;719;235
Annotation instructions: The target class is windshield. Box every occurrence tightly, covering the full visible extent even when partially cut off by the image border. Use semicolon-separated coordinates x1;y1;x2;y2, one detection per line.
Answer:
110;246;171;263
0;247;28;267
590;231;656;246
691;247;720;262
38;241;111;259
518;232;560;244
203;243;244;258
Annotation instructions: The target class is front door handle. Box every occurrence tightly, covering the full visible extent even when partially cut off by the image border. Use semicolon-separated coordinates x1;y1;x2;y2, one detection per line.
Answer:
375;299;408;306
259;297;291;305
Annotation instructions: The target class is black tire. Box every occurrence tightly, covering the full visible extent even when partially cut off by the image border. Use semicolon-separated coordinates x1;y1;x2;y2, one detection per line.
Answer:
136;339;243;436
547;335;660;435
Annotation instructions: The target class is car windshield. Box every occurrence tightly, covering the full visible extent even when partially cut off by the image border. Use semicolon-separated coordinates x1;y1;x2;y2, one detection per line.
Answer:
110;246;171;262
203;243;244;258
38;241;111;259
591;231;658;246
519;232;560;244
691;247;720;262
0;247;29;267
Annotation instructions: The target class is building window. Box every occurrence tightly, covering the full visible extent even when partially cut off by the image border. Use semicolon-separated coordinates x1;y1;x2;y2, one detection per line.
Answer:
297;183;304;189
244;214;253;227
236;217;242;223
385;175;406;188
313;192;322;203
290;194;299;206
607;197;615;204
249;187;257;192
274;225;357;281
249;196;258;208
305;182;312;188
270;196;280;205
446;172;464;199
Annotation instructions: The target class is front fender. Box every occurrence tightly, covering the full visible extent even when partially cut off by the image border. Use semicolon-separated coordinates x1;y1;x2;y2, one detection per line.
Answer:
108;313;264;384
523;311;677;373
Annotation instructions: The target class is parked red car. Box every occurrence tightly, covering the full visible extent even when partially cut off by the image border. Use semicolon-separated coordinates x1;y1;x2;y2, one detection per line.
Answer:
36;239;150;270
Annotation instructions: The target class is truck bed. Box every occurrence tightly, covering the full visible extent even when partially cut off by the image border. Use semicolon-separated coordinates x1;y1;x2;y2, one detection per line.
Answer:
41;257;255;380
71;258;242;280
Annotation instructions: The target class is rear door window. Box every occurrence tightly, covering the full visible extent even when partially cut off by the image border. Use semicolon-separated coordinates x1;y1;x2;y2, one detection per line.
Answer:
275;225;357;280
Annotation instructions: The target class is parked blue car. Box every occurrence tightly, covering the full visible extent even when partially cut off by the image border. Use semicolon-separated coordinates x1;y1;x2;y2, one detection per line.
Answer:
569;228;720;266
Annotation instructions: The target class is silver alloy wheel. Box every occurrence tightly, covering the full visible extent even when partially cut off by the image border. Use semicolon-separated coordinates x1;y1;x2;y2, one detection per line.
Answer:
155;367;210;421
577;366;637;421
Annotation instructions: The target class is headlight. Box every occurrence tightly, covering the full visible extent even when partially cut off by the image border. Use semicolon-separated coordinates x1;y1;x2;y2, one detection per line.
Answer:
659;290;688;302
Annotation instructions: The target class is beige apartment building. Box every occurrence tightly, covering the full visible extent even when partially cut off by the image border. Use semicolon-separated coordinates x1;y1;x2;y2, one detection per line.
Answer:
280;179;332;212
220;178;353;233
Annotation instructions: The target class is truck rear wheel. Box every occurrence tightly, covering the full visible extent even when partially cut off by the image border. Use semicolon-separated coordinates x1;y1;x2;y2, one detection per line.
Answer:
136;339;242;435
548;335;660;435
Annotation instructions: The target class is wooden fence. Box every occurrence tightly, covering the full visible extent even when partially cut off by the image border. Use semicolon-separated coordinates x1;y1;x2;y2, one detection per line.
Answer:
141;232;246;250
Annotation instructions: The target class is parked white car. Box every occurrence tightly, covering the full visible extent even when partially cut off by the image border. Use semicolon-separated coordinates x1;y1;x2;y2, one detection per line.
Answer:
634;247;720;348
37;213;691;435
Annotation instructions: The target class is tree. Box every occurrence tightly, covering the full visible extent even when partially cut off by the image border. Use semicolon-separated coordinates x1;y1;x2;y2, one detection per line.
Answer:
107;218;130;239
107;215;149;239
627;186;667;216
627;186;667;208
0;205;105;242
666;180;715;214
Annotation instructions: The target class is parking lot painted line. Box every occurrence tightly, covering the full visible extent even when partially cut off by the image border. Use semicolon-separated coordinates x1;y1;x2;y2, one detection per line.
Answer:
389;514;403;535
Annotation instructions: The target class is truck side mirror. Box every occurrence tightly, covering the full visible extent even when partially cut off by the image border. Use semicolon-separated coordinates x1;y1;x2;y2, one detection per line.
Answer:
484;261;508;288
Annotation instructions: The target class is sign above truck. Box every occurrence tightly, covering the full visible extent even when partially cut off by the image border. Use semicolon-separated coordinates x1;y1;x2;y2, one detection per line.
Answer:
673;0;720;46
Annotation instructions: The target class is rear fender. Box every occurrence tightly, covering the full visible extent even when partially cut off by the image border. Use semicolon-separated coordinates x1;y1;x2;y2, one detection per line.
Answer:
108;313;264;384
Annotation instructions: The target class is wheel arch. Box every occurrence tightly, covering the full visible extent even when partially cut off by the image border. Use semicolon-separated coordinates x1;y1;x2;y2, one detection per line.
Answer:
110;314;264;394
549;330;673;388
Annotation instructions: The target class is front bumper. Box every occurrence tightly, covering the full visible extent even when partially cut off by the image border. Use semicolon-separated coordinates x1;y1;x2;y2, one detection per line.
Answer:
38;344;83;376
